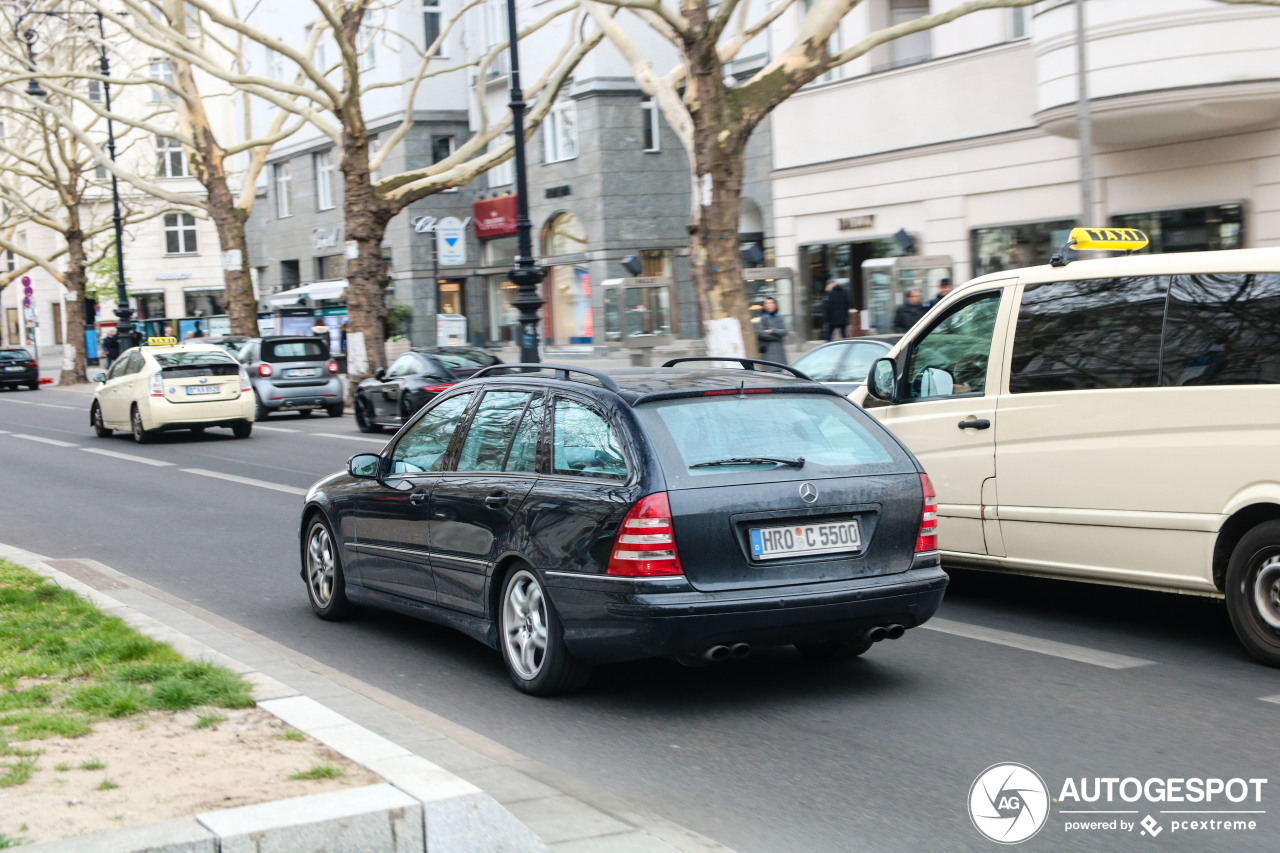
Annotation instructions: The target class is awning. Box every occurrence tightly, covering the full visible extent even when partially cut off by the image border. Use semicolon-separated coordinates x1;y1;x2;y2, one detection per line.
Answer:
265;279;348;307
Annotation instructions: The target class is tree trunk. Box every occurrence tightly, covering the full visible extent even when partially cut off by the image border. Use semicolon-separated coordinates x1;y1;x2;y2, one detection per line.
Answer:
340;129;393;381
59;229;89;385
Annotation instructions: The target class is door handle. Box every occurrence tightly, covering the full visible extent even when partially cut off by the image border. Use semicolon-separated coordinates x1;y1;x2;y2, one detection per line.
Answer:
958;418;991;430
485;491;510;509
408;489;430;506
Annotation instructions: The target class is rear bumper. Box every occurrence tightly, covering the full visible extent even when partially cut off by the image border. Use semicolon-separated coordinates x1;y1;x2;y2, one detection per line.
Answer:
0;371;37;385
255;377;343;409
142;395;255;429
546;555;948;664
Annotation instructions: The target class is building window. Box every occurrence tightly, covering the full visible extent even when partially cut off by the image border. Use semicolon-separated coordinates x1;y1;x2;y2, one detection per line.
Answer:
970;219;1076;278
359;18;376;70
274;162;293;218
315;254;345;279
369;133;382;182
88;77;102;102
889;0;931;68
133;292;166;320
802;0;842;83
424;0;444;55
268;47;285;81
149;59;175;101
184;289;224;317
156;135;190;178
1110;204;1244;254
280;259;301;288
639;249;673;278
163;212;198;255
489;134;513;188
431;135;454;165
94;164;108;181
543;99;578;164
313;150;334;211
641;99;660;152
484;0;509;76
1010;6;1032;40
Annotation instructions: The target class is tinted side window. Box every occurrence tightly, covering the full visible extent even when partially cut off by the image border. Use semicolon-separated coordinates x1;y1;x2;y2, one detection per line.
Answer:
1162;274;1280;386
505;395;544;473
123;352;146;375
907;292;1001;399
389;393;473;474
834;342;888;383
794;345;845;382
552;399;626;480
386;354;420;378
1009;277;1167;393
455;391;532;472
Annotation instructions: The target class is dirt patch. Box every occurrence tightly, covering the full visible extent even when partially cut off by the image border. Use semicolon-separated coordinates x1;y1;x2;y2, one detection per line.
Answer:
1;706;380;844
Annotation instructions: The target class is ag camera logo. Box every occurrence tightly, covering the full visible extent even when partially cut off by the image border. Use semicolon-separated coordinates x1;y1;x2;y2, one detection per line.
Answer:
969;763;1050;844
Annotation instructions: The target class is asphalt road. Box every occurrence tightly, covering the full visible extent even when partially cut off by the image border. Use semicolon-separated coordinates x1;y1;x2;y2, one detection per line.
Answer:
2;385;1278;853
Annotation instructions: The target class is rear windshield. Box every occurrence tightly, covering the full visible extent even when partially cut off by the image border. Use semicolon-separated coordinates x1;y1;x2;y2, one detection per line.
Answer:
644;394;897;479
263;339;328;362
154;352;238;368
0;350;32;361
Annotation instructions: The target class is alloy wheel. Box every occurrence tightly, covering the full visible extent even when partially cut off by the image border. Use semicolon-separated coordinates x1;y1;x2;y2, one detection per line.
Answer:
1254;554;1280;631
502;572;548;680
307;522;336;607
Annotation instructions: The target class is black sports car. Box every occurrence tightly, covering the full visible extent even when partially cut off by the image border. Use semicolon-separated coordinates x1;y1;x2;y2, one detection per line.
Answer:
354;347;501;432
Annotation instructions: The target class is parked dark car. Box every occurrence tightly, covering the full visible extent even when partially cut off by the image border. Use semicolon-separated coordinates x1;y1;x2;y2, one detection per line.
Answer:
237;336;344;419
0;347;39;390
299;359;947;695
792;335;901;396
353;347;502;433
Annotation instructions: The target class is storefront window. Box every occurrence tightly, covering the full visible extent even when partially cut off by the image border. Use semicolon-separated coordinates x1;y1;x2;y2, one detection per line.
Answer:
184;289;224;317
800;238;899;338
315;254;345;279
542;212;591;344
1110;204;1244;254
488;275;518;343
132;292;167;320
970;220;1076;278
640;249;673;278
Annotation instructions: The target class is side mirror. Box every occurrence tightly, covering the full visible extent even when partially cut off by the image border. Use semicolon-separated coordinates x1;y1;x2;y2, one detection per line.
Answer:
348;453;382;479
867;358;899;403
373;367;387;381
92;373;107;383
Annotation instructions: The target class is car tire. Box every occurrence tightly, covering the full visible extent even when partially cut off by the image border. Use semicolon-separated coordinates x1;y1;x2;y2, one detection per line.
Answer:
1225;520;1280;667
254;393;269;421
91;402;111;438
398;394;414;421
499;567;591;695
27;382;39;391
304;514;352;620
354;399;381;433
130;406;154;444
231;420;252;439
327;403;344;418
795;636;874;661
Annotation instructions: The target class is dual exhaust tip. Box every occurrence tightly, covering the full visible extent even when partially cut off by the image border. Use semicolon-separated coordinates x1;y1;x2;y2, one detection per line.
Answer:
863;623;906;643
702;642;752;662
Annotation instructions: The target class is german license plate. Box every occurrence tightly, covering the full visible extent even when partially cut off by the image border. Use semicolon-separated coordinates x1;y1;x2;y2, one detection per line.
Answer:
3;365;22;372
185;385;220;396
749;519;861;560
285;368;319;378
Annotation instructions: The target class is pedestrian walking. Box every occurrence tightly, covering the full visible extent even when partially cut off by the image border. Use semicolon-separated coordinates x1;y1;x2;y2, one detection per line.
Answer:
928;278;953;308
757;297;788;364
893;289;927;333
823;279;851;341
102;331;120;368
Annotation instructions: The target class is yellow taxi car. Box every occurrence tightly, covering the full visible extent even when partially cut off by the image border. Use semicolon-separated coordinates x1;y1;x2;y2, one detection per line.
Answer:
90;339;255;443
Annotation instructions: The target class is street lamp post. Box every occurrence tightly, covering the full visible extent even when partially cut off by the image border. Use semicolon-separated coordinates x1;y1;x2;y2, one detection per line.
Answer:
23;11;133;349
503;0;544;364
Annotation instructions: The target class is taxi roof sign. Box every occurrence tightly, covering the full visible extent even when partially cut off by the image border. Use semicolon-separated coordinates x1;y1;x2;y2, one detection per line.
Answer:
146;336;178;346
1069;227;1149;252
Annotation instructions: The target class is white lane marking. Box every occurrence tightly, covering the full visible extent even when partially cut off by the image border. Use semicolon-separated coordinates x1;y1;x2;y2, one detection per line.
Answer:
0;429;10;435
11;433;78;448
180;468;307;496
254;425;300;433
1261;695;1280;706
0;399;77;410
81;448;175;467
922;618;1154;669
314;432;387;444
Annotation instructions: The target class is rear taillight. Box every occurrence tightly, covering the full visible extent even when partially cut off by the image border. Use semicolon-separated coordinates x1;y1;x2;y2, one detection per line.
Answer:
915;473;938;553
257;363;273;377
240;371;251;392
327;360;339;374
26;361;37;368
149;371;164;397
607;493;684;577
423;382;455;392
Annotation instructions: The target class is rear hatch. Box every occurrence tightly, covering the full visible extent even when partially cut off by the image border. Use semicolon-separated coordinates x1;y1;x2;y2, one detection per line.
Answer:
636;391;922;592
262;338;331;386
0;349;36;377
155;351;242;404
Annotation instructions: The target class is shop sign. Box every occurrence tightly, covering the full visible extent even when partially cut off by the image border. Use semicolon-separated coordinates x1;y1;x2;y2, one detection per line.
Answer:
472;195;518;239
154;272;192;280
312;227;342;251
436;217;467;266
838;214;875;231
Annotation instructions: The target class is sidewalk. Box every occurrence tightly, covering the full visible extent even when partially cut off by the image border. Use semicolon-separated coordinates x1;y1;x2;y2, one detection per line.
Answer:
0;542;734;853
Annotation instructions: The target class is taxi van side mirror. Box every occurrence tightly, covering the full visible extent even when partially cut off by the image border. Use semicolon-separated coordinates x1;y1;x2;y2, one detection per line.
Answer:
92;373;106;383
867;357;899;403
348;453;382;479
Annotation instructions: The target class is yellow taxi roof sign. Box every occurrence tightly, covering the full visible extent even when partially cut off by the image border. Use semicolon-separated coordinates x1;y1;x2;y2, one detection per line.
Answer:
147;336;178;346
1070;227;1149;252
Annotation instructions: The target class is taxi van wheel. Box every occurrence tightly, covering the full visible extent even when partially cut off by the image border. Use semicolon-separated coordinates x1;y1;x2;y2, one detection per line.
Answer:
254;393;269;421
327;403;344;418
231;420;252;439
795;636;874;662
499;567;592;696
1225;520;1280;667
304;515;351;620
355;399;381;434
91;403;111;438
130;406;153;444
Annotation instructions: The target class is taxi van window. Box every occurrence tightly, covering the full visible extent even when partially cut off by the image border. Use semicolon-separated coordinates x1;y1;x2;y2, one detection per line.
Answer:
1162;273;1280;386
389;393;473;475
1009;277;1167;394
907;292;1001;400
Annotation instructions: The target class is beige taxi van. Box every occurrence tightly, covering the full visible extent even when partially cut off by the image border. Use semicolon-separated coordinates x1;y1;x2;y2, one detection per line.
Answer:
856;229;1280;666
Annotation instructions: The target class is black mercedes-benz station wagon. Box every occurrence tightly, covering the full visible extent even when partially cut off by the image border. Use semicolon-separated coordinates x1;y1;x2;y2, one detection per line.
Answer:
299;360;947;694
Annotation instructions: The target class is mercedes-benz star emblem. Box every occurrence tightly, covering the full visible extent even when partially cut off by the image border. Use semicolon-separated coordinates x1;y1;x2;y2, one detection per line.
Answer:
799;482;818;504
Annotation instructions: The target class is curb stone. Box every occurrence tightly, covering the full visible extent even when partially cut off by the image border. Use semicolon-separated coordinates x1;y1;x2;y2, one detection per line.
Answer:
0;543;735;853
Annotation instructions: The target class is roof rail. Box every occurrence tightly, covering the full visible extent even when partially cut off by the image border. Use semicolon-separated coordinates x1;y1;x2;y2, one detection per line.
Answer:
660;356;812;382
469;363;621;393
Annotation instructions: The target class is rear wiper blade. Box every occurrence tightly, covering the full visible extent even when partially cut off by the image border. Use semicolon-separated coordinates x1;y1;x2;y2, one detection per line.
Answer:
690;456;805;469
